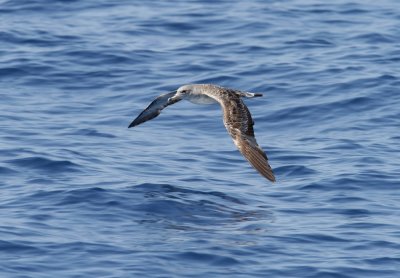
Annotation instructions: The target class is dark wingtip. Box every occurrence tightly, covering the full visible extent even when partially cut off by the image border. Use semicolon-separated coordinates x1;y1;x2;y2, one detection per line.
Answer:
268;170;276;182
254;93;263;97
261;170;275;182
128;120;138;128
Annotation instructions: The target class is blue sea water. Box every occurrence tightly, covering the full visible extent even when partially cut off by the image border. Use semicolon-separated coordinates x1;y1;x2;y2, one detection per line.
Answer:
1;0;400;277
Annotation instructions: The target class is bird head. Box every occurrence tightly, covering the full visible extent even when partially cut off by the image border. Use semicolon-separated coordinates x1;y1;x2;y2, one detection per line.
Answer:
167;84;196;103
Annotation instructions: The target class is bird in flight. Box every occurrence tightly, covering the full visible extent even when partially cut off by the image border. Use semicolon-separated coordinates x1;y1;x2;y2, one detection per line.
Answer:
129;84;275;182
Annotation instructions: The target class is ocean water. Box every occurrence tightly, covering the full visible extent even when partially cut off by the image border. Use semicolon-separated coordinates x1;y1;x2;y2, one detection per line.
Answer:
1;0;400;277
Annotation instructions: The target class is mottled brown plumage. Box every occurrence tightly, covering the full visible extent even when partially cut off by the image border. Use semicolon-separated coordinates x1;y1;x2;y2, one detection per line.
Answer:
129;84;275;182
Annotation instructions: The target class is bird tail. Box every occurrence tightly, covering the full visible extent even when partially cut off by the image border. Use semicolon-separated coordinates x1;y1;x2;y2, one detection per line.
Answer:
240;92;263;98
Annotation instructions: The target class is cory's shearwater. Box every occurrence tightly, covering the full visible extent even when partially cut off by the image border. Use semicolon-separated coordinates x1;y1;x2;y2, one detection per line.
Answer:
129;84;275;182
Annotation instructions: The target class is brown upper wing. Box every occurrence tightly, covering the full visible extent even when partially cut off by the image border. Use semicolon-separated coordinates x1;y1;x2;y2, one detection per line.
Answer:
221;93;275;182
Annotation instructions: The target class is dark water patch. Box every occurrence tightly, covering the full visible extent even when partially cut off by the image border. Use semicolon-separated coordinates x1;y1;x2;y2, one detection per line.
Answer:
0;0;99;14
0;240;40;254
299;179;359;191
60;50;135;66
175;251;239;266
275;165;317;178
333;208;371;218
339;8;369;15
351;33;395;44
314;267;398;278
356;156;384;165
0;67;29;78
307;8;334;14
285;38;334;49
57;187;111;207
328;196;369;203
347;240;400;251
126;183;246;205
275;154;321;162
12;189;66;206
42;241;131;256
0;30;69;48
6;157;81;173
136;198;232;225
194;75;240;85
364;256;400;266
0;166;17;174
173;63;212;73
274;233;349;245
118;183;271;228
268;95;376;128
63;128;116;138
163;21;201;32
337;222;395;230
321;139;363;151
321;19;361;25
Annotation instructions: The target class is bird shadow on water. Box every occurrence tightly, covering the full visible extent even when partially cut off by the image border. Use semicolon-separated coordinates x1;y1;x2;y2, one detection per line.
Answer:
123;183;275;232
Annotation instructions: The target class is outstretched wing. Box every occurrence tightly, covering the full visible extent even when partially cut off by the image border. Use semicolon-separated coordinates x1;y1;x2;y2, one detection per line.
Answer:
221;94;276;182
129;91;180;128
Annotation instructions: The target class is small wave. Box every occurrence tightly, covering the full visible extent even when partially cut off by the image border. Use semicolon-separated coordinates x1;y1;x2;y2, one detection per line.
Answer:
174;251;240;266
0;166;17;174
126;183;246;205
351;32;395;44
63;128;116;138
6;157;81;173
291;233;350;243
285;38;334;48
57;187;111;206
267;95;377;128
275;165;317;179
0;239;40;254
120;183;272;228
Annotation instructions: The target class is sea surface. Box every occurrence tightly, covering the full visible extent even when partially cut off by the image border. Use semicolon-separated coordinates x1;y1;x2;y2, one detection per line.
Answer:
1;0;400;277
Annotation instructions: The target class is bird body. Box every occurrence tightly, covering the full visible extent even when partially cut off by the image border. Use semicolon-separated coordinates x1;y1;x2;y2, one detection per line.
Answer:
129;84;276;182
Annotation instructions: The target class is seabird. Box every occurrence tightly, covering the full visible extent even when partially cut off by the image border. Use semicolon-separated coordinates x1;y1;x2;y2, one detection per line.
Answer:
128;84;275;182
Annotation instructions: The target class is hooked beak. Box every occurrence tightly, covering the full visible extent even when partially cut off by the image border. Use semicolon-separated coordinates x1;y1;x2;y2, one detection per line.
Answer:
167;93;181;105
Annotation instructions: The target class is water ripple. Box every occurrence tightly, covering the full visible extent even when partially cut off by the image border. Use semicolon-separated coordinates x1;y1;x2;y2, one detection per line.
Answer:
6;157;81;174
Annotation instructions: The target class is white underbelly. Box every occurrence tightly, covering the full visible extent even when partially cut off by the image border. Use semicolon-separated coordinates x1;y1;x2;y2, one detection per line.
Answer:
186;94;217;104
